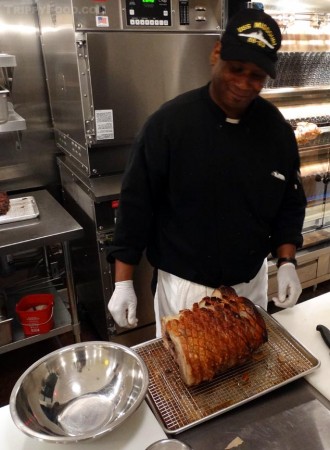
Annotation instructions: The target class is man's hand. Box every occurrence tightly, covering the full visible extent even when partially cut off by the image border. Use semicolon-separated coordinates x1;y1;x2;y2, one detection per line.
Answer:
272;263;302;308
108;280;138;328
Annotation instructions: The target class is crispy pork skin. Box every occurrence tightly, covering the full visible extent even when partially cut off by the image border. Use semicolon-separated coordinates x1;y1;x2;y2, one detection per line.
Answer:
161;286;268;387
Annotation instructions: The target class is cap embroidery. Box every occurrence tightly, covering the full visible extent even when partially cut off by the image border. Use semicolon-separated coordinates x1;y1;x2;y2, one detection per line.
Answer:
238;30;274;49
237;22;277;50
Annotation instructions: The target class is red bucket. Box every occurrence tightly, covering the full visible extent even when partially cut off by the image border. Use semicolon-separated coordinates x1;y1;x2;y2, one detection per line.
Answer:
15;294;54;336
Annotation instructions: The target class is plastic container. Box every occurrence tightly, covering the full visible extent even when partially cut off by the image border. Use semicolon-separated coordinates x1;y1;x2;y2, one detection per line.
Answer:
15;294;54;336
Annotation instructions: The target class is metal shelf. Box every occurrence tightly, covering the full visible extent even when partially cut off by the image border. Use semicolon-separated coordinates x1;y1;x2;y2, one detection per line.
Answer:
0;103;26;133
0;54;16;68
0;288;73;355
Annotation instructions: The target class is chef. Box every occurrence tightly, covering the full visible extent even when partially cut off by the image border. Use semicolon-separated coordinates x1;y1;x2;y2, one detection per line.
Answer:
106;8;307;337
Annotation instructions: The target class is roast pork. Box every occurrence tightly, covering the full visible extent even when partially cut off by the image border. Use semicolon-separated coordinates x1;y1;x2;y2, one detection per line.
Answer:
161;286;268;386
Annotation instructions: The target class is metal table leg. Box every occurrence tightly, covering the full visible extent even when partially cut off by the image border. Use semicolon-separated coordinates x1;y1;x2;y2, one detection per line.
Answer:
62;240;81;342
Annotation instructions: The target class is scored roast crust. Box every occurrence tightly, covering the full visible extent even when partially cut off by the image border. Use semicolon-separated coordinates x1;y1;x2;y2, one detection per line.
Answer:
161;286;268;387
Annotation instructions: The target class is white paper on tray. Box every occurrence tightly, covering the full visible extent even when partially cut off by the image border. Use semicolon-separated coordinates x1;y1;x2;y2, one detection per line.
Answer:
0;196;39;225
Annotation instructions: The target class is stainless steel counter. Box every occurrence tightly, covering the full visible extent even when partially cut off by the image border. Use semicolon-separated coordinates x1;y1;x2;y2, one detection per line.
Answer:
0;190;83;254
177;379;330;449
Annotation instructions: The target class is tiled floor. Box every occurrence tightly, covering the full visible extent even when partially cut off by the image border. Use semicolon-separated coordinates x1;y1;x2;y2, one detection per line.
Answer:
1;281;329;407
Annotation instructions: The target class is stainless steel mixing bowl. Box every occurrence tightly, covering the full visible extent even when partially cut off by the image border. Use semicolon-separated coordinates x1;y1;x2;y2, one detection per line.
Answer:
9;341;149;443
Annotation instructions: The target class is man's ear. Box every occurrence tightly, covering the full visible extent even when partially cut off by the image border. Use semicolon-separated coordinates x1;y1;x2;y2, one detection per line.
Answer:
210;40;221;66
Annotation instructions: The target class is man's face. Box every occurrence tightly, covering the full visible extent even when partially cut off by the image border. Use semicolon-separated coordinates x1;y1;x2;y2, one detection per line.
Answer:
210;57;268;118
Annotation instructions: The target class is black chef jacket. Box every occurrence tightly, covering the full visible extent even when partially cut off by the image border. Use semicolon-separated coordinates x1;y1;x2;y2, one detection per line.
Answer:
107;84;306;287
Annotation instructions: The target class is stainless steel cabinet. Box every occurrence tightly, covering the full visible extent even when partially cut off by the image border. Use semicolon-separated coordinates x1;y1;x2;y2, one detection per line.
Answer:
57;156;156;346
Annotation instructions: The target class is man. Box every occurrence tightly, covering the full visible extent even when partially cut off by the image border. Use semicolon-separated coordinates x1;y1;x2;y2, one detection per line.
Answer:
107;8;307;336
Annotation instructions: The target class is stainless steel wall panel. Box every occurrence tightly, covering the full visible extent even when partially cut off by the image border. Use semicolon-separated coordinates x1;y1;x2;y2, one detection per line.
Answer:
0;0;57;193
37;0;86;151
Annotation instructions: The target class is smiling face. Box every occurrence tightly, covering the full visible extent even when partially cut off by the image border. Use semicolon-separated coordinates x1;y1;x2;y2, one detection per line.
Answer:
209;43;268;119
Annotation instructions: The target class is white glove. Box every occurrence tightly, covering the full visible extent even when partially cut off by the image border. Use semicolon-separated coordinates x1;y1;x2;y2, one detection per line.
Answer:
108;280;138;328
272;263;302;308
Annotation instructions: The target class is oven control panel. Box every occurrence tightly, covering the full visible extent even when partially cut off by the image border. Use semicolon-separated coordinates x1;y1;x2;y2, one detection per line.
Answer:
126;0;172;27
68;0;221;32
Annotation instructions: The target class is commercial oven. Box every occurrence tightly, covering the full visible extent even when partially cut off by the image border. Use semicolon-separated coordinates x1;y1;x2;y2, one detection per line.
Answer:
37;0;225;176
37;0;225;344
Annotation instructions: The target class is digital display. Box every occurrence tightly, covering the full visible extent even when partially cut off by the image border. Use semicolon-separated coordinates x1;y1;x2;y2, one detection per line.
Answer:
142;0;155;3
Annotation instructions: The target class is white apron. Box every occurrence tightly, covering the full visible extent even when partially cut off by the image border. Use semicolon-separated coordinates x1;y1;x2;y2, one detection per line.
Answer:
154;258;268;337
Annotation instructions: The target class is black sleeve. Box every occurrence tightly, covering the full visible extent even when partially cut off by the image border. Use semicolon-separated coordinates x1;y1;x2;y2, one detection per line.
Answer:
107;112;169;264
270;123;307;255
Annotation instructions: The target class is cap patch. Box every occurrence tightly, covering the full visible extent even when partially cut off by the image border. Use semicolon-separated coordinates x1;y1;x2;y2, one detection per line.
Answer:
237;22;278;50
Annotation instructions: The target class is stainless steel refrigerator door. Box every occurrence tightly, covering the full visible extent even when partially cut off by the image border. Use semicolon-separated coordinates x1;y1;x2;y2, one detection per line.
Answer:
87;32;218;146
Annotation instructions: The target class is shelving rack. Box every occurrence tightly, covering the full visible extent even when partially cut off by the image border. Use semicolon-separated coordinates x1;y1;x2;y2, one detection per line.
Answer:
0;190;84;355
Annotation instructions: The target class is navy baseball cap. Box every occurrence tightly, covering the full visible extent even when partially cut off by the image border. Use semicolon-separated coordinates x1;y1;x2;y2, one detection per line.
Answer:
221;8;282;78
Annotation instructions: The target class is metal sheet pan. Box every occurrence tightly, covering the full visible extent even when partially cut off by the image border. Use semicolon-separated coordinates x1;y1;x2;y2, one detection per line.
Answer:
0;197;39;225
133;307;320;434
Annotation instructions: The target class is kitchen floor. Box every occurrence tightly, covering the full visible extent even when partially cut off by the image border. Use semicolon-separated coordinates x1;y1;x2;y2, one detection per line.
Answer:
1;281;330;407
